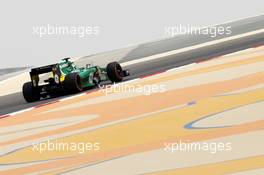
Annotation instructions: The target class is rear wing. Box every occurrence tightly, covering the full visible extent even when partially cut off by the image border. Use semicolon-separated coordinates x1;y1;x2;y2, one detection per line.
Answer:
29;64;58;87
30;64;57;75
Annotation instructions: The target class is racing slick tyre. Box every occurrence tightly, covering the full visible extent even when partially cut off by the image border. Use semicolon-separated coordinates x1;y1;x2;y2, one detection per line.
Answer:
64;73;83;93
22;82;40;102
106;62;123;82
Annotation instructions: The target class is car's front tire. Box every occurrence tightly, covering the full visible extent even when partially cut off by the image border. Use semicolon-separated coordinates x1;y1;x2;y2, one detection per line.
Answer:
106;62;123;82
22;82;40;102
64;73;83;93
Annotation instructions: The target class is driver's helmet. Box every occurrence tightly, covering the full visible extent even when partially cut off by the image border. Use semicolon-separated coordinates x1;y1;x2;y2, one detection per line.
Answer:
61;62;70;68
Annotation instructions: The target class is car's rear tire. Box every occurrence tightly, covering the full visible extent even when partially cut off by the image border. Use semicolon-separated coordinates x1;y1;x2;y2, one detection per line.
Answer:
22;82;40;102
106;62;123;82
64;73;83;93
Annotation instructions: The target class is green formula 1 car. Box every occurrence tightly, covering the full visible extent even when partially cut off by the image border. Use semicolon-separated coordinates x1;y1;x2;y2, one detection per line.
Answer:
22;58;129;102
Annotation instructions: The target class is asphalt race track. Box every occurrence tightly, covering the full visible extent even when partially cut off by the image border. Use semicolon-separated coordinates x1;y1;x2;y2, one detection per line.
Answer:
0;15;263;116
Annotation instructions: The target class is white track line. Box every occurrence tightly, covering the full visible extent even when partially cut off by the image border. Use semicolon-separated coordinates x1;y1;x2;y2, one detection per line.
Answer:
221;48;255;57
0;72;28;85
166;63;196;72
